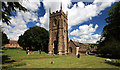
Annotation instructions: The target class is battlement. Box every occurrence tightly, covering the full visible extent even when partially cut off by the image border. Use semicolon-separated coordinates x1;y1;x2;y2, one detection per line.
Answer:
50;10;67;19
48;3;68;55
49;3;68;19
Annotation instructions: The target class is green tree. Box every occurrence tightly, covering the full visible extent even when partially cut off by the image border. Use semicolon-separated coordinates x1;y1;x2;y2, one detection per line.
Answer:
2;2;27;25
18;26;49;53
98;2;120;58
2;32;9;46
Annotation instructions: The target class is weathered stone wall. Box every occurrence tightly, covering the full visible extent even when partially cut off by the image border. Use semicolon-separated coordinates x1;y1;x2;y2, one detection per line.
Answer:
48;5;68;55
68;40;76;55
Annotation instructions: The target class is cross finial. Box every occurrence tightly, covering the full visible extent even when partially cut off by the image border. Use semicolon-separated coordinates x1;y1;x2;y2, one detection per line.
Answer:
66;11;68;15
60;2;62;10
49;8;51;14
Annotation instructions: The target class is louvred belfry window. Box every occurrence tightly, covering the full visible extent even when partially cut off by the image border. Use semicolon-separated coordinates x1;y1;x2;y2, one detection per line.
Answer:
54;19;57;26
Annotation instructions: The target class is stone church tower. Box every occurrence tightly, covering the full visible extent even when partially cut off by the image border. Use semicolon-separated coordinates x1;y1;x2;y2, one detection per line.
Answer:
48;4;68;55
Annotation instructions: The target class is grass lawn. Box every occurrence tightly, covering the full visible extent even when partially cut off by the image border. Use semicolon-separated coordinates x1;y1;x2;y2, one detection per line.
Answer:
1;48;120;69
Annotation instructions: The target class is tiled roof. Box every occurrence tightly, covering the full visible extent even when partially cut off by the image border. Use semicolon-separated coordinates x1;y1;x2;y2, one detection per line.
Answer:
72;41;82;47
70;39;88;49
9;40;18;44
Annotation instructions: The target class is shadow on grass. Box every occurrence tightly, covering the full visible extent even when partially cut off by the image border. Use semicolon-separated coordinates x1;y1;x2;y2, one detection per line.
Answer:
88;53;95;55
105;60;120;67
96;54;120;59
105;61;120;67
0;51;4;53
2;55;16;64
3;47;20;49
2;55;26;69
2;63;26;69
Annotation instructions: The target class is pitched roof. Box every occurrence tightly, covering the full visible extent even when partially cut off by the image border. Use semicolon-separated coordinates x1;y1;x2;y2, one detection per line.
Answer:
70;39;82;47
70;39;88;48
9;40;18;44
72;41;82;47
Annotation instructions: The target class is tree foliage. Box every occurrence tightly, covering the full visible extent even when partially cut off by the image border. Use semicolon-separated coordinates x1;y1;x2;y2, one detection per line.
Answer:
89;44;97;48
18;26;49;53
2;2;27;25
98;2;120;58
2;32;9;46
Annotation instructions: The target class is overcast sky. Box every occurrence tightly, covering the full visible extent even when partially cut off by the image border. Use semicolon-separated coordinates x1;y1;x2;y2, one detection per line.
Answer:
0;0;119;43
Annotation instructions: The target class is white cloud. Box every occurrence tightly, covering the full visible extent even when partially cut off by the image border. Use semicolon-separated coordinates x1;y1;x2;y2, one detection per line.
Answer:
68;1;114;27
36;23;41;26
70;24;98;36
70;24;101;43
1;0;41;40
39;0;71;30
39;0;114;43
19;0;41;11
39;0;114;31
40;13;49;30
73;36;100;44
1;0;116;41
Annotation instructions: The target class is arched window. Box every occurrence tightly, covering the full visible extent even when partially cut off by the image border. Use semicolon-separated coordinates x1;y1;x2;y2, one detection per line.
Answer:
54;19;57;26
64;20;66;23
54;32;57;36
58;19;60;25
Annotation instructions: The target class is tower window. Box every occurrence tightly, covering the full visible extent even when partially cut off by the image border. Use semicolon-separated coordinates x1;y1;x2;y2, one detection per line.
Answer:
58;19;60;25
55;32;57;36
64;20;66;23
54;19;57;25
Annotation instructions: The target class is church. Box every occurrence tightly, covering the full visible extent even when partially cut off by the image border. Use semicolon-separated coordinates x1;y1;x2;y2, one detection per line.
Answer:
48;4;88;55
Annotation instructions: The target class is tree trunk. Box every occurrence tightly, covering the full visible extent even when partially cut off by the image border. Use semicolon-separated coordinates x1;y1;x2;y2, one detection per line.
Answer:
26;48;28;54
39;49;41;54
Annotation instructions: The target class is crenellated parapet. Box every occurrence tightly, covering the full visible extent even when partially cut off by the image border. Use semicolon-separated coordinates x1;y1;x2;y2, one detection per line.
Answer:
49;10;67;20
48;3;68;55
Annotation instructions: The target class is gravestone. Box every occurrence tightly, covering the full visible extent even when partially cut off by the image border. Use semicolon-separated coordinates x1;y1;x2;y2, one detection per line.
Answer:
77;54;80;58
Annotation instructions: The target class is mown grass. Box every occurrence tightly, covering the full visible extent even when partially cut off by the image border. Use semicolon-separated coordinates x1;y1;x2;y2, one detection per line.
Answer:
1;48;120;69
